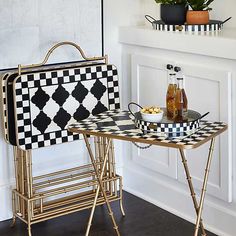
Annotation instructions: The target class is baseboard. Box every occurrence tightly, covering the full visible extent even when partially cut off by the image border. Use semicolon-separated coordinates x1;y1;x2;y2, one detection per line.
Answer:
123;166;235;236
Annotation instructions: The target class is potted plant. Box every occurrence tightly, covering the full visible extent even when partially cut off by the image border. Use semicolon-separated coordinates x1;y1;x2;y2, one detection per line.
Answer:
186;0;214;24
155;0;188;25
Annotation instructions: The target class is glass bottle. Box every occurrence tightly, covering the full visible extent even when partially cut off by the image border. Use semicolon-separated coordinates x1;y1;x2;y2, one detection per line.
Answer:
166;73;177;120
175;77;188;122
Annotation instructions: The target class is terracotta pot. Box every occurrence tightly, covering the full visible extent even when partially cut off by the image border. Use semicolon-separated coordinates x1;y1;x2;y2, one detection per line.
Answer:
186;10;209;25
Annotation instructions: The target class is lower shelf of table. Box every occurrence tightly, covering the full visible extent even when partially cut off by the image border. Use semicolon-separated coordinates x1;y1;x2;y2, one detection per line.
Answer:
13;175;122;225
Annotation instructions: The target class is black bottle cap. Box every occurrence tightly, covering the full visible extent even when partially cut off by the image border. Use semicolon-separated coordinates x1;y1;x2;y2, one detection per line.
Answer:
167;64;173;70
174;66;181;72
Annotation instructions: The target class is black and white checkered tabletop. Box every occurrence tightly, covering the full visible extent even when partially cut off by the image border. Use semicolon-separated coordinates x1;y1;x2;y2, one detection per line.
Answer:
68;110;227;149
13;64;120;150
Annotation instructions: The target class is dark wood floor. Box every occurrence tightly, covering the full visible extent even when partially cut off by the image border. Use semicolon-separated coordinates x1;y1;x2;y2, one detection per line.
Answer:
0;191;217;236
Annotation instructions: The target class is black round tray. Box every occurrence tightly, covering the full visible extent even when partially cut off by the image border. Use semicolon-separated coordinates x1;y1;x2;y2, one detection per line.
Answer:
128;102;209;137
134;109;201;134
145;15;232;32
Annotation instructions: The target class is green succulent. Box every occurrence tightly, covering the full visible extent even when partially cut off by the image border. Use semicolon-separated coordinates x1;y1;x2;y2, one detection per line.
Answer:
187;0;215;10
154;0;187;4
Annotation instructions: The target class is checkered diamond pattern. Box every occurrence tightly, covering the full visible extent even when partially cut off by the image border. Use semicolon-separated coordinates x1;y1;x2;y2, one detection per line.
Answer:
14;64;120;150
68;110;227;149
136;118;200;135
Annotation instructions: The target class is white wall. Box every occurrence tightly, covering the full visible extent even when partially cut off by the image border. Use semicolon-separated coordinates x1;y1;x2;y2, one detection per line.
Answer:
0;0;146;221
119;1;236;236
0;0;104;221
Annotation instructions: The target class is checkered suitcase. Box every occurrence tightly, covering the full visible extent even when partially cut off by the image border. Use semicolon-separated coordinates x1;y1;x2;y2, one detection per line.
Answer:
2;42;120;150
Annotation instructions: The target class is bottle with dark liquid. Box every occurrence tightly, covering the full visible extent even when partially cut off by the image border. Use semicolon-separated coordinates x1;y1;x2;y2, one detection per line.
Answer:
166;73;177;120
175;77;188;122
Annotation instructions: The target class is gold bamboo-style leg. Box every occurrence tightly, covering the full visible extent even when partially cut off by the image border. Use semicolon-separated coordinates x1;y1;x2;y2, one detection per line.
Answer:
26;150;33;198
95;137;104;199
11;192;16;227
83;135;120;236
93;137;99;193
15;147;22;215
194;138;215;236
26;150;33;236
10;215;16;228
97;137;102;168
101;138;108;191
27;200;32;236
13;147;19;192
17;148;22;215
100;138;107;192
110;141;125;216
107;138;112;195
11;146;18;227
105;137;113;197
119;178;125;217
111;141;117;197
28;225;32;236
179;148;207;236
20;149;26;218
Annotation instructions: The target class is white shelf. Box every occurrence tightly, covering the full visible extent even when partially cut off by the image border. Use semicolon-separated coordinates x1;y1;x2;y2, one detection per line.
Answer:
119;26;236;60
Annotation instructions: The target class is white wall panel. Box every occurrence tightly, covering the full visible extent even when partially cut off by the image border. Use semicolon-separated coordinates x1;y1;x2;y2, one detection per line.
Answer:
131;54;178;178
177;63;232;202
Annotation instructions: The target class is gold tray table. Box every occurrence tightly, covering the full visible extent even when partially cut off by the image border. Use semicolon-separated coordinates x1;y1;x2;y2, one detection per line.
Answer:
68;109;228;236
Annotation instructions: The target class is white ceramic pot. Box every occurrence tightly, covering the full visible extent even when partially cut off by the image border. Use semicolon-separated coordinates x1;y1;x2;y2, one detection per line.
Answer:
141;110;164;123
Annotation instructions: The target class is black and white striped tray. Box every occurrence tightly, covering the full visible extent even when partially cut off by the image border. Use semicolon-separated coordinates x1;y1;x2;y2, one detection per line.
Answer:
145;15;232;32
134;110;201;135
128;103;208;137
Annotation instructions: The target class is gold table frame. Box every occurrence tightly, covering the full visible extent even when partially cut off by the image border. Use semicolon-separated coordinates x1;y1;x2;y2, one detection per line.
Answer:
11;137;125;236
68;110;227;236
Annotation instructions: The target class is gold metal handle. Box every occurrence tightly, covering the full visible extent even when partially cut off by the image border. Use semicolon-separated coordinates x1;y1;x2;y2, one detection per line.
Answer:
18;41;108;75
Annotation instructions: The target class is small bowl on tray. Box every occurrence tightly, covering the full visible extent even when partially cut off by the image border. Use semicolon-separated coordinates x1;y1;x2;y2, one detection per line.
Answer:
140;107;164;123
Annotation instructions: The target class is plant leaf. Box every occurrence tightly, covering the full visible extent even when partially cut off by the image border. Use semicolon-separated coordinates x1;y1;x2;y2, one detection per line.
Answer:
186;0;214;10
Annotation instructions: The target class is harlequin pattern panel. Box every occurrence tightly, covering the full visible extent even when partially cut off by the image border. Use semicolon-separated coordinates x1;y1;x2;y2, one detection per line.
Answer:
14;64;120;150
